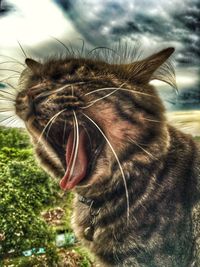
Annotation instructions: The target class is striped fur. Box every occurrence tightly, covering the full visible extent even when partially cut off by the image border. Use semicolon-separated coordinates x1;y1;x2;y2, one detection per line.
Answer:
14;47;200;266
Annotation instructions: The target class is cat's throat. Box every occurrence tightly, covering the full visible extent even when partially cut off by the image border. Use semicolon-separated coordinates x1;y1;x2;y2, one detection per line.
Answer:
60;129;88;190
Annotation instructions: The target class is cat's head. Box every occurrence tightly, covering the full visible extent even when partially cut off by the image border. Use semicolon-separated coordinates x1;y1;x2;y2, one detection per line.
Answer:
15;47;176;190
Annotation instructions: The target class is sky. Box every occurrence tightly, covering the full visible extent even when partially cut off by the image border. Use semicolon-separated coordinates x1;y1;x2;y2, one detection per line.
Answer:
0;0;199;111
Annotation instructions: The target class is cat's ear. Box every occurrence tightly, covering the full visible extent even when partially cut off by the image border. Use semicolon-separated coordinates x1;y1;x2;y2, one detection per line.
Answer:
25;58;42;72
122;47;176;88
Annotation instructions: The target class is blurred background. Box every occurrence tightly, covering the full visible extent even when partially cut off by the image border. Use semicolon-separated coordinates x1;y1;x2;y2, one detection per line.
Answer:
0;1;199;266
0;0;200;135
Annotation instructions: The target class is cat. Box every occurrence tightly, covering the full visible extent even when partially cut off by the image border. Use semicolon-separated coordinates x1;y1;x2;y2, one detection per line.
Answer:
13;45;200;267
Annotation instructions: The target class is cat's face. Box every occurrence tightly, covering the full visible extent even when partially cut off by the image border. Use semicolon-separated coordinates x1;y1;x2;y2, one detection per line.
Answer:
15;48;175;190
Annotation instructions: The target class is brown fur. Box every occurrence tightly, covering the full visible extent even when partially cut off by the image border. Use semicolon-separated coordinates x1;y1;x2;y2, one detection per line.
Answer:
14;46;200;266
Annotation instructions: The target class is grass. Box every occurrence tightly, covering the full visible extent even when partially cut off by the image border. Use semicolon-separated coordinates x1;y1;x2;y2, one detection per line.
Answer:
194;136;200;143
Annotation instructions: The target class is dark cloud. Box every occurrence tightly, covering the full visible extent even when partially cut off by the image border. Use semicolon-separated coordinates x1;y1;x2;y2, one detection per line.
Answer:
171;87;200;110
0;0;13;17
54;0;71;12
170;3;200;65
55;0;200;68
111;21;141;35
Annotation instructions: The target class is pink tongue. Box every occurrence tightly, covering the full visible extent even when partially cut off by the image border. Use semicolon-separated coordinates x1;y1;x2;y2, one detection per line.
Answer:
59;129;88;190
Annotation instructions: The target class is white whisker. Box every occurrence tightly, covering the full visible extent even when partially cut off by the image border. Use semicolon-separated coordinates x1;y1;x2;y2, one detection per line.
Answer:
128;137;158;160
0;111;15;114
84;87;156;98
62;120;67;144
83;87;157;110
35;82;86;100
143;118;162;123
82;124;92;150
82;112;130;224
83;83;128;109
0;99;15;103
69;111;79;179
4;82;19;92
5;117;19;127
0;69;21;74
71;85;74;96
37;109;66;145
0;114;16;126
0;74;20;83
0;90;16;98
64;116;77;176
82;88;119;109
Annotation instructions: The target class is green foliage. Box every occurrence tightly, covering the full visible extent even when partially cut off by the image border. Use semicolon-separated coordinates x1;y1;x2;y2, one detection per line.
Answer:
0;126;93;266
194;136;200;143
0;127;31;149
74;247;94;267
1;245;58;267
63;192;74;233
0;127;57;261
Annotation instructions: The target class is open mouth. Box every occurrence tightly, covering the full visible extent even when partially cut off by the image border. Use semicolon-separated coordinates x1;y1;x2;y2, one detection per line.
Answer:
45;121;104;190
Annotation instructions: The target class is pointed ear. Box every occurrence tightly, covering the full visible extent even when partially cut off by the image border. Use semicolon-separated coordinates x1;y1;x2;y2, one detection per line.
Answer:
25;58;42;72
123;47;175;85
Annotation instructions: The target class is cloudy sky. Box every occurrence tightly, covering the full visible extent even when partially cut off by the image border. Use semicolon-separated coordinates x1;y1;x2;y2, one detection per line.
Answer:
0;0;199;111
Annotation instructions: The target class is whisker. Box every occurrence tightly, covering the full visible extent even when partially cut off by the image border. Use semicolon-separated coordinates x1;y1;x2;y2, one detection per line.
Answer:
0;98;15;102
0;109;15;112
17;41;28;58
51;36;71;55
54;82;86;93
37;109;66;145
0;114;16;125
84;87;157;99
70;117;77;168
0;55;24;66
82;88;119;109
45;116;58;141
71;85;74;97
0;74;20;82
128;137;158;160
0;61;20;65
83;83;127;109
0;69;21;74
5;116;18;127
62;120;67;144
35;82;86;100
79;38;85;55
4;82;18;91
62;116;77;184
88;46;120;58
143;118;162;123
82;112;130;224
0;94;15;100
46;109;67;141
81;124;92;150
69;111;79;179
69;43;75;55
0;90;16;98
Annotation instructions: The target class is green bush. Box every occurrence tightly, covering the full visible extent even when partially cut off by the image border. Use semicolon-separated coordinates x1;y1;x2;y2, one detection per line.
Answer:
0;127;31;149
0;127;57;262
0;126;93;266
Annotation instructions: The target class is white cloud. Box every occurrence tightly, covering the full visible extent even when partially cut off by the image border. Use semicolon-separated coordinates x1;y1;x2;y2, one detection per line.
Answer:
0;0;84;81
0;0;80;46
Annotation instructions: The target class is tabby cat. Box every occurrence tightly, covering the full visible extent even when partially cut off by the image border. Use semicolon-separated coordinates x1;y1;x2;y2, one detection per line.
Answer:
13;46;200;267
